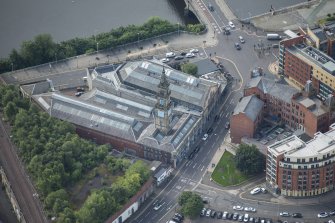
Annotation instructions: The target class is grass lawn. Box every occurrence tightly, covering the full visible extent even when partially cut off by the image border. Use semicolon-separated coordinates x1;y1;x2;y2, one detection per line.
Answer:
211;151;249;186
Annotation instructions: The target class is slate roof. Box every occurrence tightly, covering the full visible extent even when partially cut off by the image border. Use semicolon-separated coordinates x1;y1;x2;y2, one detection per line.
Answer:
234;95;264;121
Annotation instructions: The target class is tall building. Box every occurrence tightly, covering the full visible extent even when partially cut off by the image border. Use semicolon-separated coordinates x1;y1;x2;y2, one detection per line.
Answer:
266;123;335;197
278;35;335;101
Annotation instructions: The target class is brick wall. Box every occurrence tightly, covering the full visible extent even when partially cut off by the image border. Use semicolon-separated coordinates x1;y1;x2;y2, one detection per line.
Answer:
230;113;256;143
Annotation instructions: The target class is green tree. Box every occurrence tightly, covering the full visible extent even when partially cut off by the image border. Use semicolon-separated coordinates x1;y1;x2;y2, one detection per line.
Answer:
4;101;18;122
234;144;265;175
181;63;198;76
178;191;203;219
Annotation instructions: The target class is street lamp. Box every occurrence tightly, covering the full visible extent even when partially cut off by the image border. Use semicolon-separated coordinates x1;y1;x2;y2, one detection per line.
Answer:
96;42;99;53
137;32;140;45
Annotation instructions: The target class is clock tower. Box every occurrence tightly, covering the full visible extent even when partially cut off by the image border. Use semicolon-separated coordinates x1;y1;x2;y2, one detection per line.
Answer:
154;67;172;135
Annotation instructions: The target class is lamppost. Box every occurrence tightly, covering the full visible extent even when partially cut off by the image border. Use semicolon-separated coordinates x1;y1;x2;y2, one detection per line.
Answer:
96;42;99;53
137;32;140;45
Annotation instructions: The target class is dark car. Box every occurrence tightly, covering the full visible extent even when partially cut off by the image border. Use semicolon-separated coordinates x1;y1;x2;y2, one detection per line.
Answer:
180;52;187;56
174;55;184;60
223;27;230;35
225;122;230;129
292;213;302;218
227;213;233;219
207;127;213;134
188;152;195;160
210;210;216;218
233;213;239;220
254;217;261;223
235;42;241;50
172;216;182;223
194;146;200;153
217;211;223;219
175;213;184;220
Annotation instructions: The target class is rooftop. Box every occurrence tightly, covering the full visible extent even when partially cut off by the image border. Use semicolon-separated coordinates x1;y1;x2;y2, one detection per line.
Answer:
233;94;264;121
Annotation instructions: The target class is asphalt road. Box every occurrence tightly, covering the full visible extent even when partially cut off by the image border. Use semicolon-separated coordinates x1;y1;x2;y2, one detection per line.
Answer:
0;114;46;223
129;1;335;223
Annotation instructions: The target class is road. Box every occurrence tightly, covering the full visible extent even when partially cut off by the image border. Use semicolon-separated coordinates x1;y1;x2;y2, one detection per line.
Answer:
0;115;46;223
128;1;335;223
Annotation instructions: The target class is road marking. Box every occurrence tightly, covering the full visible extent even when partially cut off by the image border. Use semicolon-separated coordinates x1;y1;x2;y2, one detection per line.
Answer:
193;163;197;168
201;165;205;171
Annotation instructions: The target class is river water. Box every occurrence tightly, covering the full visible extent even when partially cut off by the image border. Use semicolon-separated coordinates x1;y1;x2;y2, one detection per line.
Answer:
0;0;197;58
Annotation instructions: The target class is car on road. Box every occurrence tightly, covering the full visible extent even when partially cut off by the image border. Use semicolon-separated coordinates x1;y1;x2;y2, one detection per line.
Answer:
202;133;208;141
229;21;235;28
189;48;199;53
75;92;84;97
330;210;335;216
261;187;267;193
223;26;231;35
208;3;214;11
279;212;290;217
318;212;329;218
153;202;163;210
188;152;195;160
244;207;256;212
250;187;261;195
207;127;213;134
292;213;302;218
235;42;241;50
194;146;200;153
185;52;195;58
174;55;184;60
200;208;206;216
233;205;244;211
239;36;245;43
225;121;230;129
160;58;170;63
166;52;176;58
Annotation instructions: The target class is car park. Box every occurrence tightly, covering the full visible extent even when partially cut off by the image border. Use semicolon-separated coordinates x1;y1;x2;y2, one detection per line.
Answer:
292;213;302;218
185;53;195;58
235;42;241;50
160;58;170;63
229;21;235;28
244;207;256;212
202;133;208;141
279;212;290;217
189;48;199;53
250;187;261;195
239;36;245;43
217;211;223;219
318;212;329;218
233;205;244;211
166;52;176;58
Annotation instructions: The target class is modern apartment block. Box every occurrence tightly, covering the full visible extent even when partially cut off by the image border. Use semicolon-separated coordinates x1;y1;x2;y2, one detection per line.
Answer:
278;35;335;101
266;123;335;197
230;76;333;143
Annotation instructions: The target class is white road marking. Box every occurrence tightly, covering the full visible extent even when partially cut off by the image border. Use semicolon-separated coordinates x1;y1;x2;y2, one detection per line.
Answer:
193;163;197;168
201;165;205;171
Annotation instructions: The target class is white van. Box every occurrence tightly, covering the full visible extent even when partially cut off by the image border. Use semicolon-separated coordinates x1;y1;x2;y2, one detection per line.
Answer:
165;52;176;58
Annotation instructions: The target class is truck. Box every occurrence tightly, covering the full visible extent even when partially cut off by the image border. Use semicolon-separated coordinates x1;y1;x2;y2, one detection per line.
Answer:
266;33;282;40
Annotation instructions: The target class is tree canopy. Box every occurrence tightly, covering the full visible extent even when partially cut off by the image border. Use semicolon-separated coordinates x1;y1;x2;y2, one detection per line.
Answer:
234;144;265;175
181;63;198;76
178;191;204;219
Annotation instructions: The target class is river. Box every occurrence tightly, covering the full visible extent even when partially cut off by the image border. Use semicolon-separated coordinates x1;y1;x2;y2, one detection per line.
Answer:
0;0;197;58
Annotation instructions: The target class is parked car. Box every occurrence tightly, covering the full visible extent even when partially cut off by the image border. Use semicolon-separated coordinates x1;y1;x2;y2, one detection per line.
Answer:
75;92;84;97
250;187;261;195
174;55;184;60
229;21;235;28
249;217;254;222
172;216;182;223
180;51;187;56
292;213;302;218
244;207;256;212
206;209;212;217
239;36;245;43
279;212;290;217
238;215;244;222
208;3;214;11
166;52;176;58
222;211;228;219
233;205;244;211
202;133;209;141
330;210;335;216
200;208;206;216
233;213;239;220
254;217;261;223
261;187;267;193
244;213;249;222
318;212;329;218
160;58;170;63
328;220;335;223
217;211;223;219
210;210;216;218
235;42;241;50
174;213;184;220
190;48;199;53
225;121;230;129
185;52;195;58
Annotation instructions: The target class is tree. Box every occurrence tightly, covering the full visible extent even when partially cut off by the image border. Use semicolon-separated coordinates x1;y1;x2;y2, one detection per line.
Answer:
4;101;18;122
181;63;198;76
178;191;203;219
234;144;265;175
